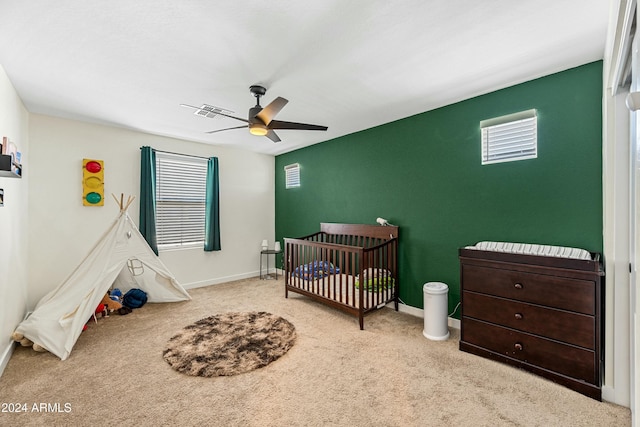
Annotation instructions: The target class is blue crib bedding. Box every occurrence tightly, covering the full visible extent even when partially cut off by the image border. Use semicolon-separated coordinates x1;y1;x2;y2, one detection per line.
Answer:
292;261;340;280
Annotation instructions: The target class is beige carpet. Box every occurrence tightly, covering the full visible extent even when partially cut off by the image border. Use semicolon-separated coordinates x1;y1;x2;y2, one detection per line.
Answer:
0;277;631;426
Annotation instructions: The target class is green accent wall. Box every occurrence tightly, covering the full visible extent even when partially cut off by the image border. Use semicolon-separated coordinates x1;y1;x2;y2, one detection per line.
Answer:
275;61;603;316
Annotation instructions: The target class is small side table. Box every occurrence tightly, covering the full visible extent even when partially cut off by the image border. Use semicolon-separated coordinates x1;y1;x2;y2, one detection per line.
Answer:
260;249;282;280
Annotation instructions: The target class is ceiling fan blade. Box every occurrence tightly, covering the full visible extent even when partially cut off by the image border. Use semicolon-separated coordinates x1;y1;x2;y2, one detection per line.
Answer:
211;111;249;123
206;125;248;134
256;97;288;125
265;130;281;143
268;120;328;131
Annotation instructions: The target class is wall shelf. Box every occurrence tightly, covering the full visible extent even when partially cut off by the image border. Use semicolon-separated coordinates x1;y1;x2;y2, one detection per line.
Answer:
0;154;22;178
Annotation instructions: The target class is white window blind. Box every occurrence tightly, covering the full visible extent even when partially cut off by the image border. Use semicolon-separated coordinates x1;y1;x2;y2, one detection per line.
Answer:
285;163;300;188
481;109;537;165
155;152;208;248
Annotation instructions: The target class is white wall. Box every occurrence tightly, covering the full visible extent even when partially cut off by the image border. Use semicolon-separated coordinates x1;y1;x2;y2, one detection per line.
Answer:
0;65;30;374
27;114;274;308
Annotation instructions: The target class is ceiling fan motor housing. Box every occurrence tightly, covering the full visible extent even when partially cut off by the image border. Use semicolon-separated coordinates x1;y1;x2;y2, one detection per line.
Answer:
249;106;263;123
248;103;268;135
249;85;267;97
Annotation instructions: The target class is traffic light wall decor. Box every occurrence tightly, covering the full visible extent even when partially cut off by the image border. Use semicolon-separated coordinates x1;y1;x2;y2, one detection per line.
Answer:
82;158;104;206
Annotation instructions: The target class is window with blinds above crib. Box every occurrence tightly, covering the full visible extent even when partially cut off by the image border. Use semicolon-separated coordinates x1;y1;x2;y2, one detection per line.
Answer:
480;109;537;165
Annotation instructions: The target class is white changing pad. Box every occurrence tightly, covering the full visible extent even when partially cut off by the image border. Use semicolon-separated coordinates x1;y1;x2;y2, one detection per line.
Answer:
465;241;592;260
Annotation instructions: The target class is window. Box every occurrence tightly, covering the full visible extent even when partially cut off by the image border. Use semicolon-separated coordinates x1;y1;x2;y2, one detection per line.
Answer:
155;152;208;248
285;163;300;188
480;109;537;165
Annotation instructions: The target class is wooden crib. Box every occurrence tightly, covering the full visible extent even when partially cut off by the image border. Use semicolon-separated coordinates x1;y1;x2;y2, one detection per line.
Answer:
284;223;399;329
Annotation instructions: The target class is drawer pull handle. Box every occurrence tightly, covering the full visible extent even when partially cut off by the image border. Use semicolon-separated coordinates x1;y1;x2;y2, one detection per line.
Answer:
514;343;523;351
514;283;523;289
514;313;523;320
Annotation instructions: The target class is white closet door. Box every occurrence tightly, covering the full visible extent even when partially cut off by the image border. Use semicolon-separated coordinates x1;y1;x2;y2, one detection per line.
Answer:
631;25;639;426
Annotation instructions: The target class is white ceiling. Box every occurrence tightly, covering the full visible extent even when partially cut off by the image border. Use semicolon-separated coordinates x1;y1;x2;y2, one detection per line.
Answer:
0;1;610;156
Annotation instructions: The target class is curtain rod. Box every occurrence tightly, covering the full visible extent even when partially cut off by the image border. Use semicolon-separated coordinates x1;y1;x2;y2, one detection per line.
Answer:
139;146;211;160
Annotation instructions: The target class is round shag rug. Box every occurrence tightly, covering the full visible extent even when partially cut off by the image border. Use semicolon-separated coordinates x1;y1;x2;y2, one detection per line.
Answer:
163;311;296;377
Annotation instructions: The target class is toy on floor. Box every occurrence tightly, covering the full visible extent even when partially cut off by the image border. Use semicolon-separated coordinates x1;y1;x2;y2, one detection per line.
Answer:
91;292;126;322
105;288;132;314
122;288;148;309
109;288;123;303
10;332;47;352
94;303;106;319
100;292;123;313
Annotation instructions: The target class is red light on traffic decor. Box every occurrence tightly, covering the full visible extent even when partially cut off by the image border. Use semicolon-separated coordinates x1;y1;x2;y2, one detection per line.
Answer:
85;160;102;174
83;159;104;206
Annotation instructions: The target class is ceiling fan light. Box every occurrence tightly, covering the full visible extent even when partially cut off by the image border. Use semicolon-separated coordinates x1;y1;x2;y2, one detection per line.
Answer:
249;123;268;136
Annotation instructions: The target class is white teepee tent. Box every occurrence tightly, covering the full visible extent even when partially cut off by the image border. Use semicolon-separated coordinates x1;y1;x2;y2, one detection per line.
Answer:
12;195;191;360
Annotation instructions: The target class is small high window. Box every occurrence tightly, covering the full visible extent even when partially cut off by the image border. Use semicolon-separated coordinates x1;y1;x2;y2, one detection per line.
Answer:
285;163;300;188
480;109;537;165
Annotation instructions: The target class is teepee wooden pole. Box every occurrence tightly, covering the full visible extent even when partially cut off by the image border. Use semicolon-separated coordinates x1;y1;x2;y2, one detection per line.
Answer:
124;195;135;211
111;193;134;211
111;193;121;210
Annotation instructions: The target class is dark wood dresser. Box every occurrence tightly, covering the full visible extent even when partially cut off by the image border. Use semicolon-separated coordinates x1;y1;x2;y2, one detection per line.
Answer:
458;248;604;400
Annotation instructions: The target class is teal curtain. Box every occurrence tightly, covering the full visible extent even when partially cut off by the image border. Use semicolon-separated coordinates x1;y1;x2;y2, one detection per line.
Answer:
139;146;159;255
204;156;221;251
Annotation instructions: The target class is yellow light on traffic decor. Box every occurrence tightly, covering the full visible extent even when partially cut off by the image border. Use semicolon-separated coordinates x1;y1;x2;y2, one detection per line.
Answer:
82;159;104;206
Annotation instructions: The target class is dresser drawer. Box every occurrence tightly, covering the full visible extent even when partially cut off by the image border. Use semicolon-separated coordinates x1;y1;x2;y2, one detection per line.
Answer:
462;318;596;384
462;264;595;314
463;291;595;349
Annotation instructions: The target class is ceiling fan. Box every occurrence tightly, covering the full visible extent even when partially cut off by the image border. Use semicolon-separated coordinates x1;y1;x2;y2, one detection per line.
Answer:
181;85;328;143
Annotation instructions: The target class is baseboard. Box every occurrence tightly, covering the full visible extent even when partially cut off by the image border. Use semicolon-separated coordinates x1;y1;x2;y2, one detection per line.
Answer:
182;271;260;290
1;310;31;378
0;339;16;378
391;301;460;330
601;384;631;406
602;385;615;403
448;317;461;330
